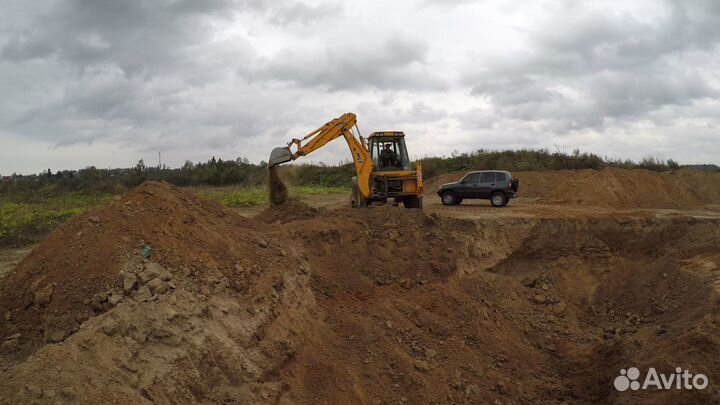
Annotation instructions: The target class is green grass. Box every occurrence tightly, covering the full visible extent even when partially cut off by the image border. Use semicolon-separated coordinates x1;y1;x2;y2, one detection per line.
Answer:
289;185;350;195
0;192;111;247
0;184;349;247
197;185;350;207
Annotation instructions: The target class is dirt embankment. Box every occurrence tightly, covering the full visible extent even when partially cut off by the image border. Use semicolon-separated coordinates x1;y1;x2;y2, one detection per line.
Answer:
426;168;720;209
1;181;720;404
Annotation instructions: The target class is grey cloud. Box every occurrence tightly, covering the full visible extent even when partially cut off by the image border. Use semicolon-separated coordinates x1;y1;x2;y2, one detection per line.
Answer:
0;0;338;74
471;76;563;105
9;74;306;149
404;101;448;122
525;1;720;75
267;2;343;26
1;0;720;173
0;0;268;149
0;0;236;77
356;100;448;128
590;70;717;113
452;108;496;130
242;37;445;91
420;0;480;7
0;33;55;61
462;0;720;132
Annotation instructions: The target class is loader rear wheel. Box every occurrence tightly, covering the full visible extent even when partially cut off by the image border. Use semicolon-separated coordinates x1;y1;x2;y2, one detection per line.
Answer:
403;196;422;209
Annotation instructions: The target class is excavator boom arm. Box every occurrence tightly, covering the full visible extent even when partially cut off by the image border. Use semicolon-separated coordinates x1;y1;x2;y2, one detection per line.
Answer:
268;113;374;198
290;113;359;158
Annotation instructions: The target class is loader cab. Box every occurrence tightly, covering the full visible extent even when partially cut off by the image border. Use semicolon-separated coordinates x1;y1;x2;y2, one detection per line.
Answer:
368;132;411;172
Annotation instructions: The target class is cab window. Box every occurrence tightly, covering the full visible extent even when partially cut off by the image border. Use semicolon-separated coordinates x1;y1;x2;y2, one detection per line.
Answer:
369;137;410;171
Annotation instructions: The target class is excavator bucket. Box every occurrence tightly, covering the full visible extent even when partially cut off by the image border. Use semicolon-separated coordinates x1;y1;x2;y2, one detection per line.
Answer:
268;146;293;166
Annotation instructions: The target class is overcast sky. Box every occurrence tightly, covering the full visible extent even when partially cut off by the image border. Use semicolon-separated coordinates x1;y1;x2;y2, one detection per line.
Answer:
1;0;719;174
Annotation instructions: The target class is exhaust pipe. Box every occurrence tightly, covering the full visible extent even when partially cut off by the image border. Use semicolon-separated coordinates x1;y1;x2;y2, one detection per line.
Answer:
268;146;293;166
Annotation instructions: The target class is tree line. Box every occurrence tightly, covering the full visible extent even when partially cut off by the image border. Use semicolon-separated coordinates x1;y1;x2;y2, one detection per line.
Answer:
1;149;715;196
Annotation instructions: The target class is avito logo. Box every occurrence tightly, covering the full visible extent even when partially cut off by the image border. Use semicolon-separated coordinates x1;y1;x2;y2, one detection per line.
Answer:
614;367;709;391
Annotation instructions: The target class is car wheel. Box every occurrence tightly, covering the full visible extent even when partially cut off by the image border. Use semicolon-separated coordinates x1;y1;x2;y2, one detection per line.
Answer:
490;191;508;207
441;191;457;206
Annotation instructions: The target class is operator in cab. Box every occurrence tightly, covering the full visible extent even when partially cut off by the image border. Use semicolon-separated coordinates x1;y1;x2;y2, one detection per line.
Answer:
380;143;399;168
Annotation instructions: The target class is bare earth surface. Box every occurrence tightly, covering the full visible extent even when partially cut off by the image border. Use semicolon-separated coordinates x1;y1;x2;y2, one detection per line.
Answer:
1;168;720;405
0;246;35;283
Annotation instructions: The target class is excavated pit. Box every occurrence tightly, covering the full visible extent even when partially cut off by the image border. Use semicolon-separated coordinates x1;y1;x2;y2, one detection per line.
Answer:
1;181;720;405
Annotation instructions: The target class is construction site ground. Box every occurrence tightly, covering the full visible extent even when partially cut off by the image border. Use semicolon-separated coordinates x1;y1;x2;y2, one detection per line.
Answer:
1;167;720;405
234;193;720;221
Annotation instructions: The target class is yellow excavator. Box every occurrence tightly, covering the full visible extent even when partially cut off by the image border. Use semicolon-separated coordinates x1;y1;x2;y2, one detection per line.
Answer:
268;113;423;208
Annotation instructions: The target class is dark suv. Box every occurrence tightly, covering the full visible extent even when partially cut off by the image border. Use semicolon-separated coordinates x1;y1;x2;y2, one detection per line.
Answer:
437;170;519;207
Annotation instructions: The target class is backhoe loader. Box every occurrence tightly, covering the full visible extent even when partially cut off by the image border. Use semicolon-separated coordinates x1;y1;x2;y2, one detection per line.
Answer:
268;113;423;208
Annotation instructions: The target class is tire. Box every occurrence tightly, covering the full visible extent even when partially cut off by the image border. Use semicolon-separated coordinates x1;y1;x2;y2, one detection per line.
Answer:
351;183;367;208
441;191;458;206
403;196;423;209
356;192;367;208
490;191;508;207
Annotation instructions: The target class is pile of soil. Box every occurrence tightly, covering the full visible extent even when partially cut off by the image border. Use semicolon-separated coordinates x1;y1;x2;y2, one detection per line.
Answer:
427;168;720;209
255;198;318;224
0;182;310;403
2;181;720;404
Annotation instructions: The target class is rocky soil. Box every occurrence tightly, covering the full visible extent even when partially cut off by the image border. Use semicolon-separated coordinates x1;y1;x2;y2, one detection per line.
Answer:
1;178;720;404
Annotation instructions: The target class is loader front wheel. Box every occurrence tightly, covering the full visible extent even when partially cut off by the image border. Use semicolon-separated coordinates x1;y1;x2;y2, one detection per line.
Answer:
351;184;367;208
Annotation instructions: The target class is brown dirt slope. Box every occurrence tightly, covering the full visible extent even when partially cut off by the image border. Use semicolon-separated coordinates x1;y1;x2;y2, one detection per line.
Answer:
255;198;318;224
0;182;281;358
426;167;720;208
2;181;720;404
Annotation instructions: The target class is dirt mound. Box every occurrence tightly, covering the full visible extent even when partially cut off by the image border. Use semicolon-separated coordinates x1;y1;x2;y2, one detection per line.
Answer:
672;168;720;204
525;168;702;208
270;212;720;405
255;198;318;224
0;181;277;358
268;166;288;205
2;181;720;404
427;168;720;209
0;181;316;404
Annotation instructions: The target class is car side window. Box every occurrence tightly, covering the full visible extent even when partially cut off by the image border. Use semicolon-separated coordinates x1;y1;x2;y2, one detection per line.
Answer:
463;173;480;183
496;173;507;183
480;172;495;183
